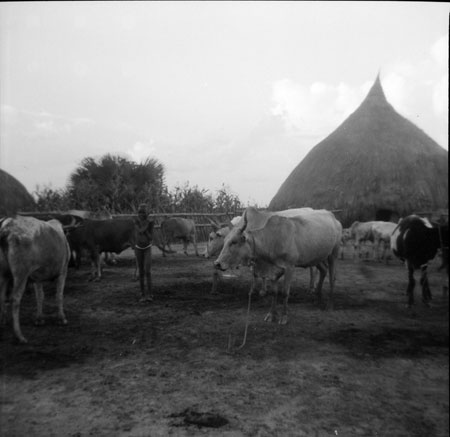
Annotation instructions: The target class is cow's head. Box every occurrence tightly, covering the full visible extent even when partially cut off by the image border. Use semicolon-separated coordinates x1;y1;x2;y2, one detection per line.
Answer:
214;213;252;271
204;226;231;259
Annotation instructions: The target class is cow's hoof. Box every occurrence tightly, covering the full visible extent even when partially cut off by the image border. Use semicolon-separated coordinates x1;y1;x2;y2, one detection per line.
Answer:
279;316;288;325
264;313;274;323
15;335;28;344
57;318;68;326
139;296;153;303
34;318;46;326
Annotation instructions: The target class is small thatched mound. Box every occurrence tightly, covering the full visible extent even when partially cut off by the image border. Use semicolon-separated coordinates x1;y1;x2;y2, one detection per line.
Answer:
0;169;35;216
269;75;448;226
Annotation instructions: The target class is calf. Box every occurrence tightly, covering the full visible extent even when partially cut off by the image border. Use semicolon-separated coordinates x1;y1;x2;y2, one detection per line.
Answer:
349;221;376;260
0;216;71;343
390;215;449;307
371;221;397;262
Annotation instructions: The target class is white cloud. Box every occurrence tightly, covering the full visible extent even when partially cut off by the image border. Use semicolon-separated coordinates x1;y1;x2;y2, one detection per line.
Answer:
431;34;448;68
383;71;408;114
433;74;448;117
127;140;156;163
271;78;366;137
270;32;448;153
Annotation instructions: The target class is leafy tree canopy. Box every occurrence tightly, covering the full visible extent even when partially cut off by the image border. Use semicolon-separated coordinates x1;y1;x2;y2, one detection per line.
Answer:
33;154;244;214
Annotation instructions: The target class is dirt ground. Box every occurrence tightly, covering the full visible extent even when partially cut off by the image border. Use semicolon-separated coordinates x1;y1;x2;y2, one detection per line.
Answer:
1;243;448;437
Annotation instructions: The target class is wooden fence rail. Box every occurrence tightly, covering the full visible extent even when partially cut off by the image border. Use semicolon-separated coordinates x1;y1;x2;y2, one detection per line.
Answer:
18;211;239;244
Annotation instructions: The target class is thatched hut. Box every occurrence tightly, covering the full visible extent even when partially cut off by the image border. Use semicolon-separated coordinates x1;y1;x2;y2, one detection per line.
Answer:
269;75;448;226
0;169;35;216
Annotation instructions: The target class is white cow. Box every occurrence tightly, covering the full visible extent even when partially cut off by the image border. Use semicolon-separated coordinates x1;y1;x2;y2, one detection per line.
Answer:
371;221;397;262
0;216;71;343
215;207;342;323
205;210;318;295
349;221;377;260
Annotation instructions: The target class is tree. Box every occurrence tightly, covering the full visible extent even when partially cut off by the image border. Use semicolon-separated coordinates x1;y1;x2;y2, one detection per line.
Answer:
168;182;214;213
67;154;165;213
33;185;71;211
214;184;242;213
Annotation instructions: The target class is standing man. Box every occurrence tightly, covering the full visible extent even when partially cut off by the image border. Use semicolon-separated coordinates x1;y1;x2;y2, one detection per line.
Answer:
134;203;154;302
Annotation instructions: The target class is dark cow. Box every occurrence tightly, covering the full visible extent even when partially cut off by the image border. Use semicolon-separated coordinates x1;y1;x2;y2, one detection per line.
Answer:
67;209;112;220
66;219;135;280
67;210;117;265
390;215;449;307
0;216;71;343
214;207;342;324
160;217;198;257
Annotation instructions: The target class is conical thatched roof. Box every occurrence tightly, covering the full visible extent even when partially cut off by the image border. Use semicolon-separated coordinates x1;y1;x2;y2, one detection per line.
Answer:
269;75;448;226
0;169;35;216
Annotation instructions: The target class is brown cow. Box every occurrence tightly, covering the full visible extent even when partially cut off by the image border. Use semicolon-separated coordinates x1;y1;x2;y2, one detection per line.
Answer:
66;219;135;280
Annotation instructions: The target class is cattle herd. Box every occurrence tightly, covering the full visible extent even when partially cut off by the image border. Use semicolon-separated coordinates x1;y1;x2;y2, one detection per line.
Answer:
0;207;448;344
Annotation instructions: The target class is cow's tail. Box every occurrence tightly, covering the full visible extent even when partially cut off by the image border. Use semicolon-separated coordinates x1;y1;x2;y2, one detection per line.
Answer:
0;223;13;295
0;221;10;263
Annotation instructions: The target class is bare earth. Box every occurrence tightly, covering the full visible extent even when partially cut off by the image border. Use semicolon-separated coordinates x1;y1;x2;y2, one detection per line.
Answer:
1;244;448;437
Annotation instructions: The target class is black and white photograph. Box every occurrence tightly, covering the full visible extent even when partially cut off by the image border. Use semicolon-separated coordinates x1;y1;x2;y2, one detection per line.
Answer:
0;2;448;436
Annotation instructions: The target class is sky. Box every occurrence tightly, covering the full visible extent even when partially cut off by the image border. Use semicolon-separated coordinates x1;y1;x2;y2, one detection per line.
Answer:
0;1;448;207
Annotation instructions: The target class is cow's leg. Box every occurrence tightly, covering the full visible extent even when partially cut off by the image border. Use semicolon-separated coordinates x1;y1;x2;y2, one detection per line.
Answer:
264;280;278;323
192;233;199;256
325;255;337;311
182;239;189;256
34;283;46;325
420;264;432;307
406;261;416;308
211;269;219;294
0;276;8;326
373;238;380;261
280;268;295;325
11;277;28;343
315;263;327;307
353;241;360;261
161;241;167;257
308;267;316;293
133;256;139;281
382;241;389;263
259;278;268;296
90;250;101;281
54;273;68;325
